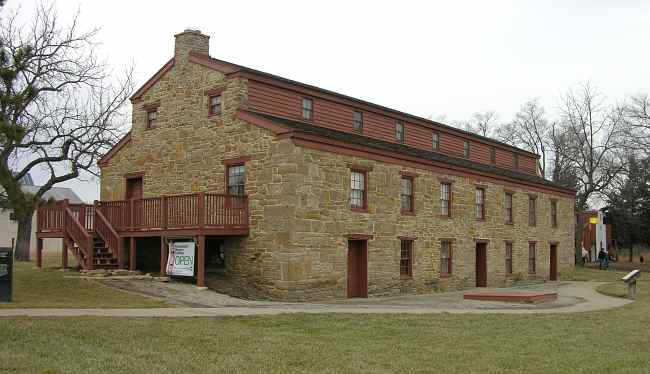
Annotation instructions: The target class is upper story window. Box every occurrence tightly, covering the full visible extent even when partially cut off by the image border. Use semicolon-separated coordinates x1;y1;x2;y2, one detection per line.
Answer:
475;188;485;220
528;196;537;226
463;141;470;158
353;111;363;133
528;242;536;273
227;165;246;196
513;153;520;171
505;242;513;275
302;98;313;120
489;146;496;164
395;121;405;143
505;192;514;224
440;240;452;275
400;239;414;278
551;200;558;227
440;182;451;217
400;176;414;214
350;170;367;211
432;131;439;150
209;95;222;116
146;109;158;129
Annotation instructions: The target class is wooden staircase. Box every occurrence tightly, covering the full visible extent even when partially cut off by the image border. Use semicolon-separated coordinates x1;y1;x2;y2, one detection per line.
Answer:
91;236;119;269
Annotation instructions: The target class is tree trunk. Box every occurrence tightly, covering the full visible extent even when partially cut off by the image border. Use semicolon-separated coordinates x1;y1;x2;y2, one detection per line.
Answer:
14;209;34;261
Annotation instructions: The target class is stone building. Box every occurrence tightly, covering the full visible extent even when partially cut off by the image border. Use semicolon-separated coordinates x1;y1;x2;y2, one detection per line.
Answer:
38;30;575;300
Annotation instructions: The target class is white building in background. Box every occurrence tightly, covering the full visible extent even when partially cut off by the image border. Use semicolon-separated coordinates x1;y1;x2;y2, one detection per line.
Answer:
0;173;83;256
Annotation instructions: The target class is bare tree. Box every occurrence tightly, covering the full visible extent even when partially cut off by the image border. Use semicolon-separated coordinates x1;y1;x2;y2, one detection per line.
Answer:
497;99;550;177
463;110;498;138
0;3;134;261
624;94;650;152
559;83;627;211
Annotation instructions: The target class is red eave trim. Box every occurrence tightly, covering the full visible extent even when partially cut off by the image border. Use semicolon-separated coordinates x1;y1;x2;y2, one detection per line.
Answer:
98;132;131;167
189;52;239;74
288;132;574;198
236;110;293;135
130;58;175;103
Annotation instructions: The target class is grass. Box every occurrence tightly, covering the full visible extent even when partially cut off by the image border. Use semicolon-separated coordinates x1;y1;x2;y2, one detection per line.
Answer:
0;257;169;308
0;268;648;373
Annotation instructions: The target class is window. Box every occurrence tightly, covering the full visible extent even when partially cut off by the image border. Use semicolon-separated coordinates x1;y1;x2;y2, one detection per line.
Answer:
475;188;485;220
505;192;513;224
463;141;470;158
505;242;513;275
302;98;313;120
489;146;496;164
440;182;451;217
353;111;363;132
551;200;558;227
432;131;439;150
227;165;246;196
146;109;157;129
395;121;404;143
400;240;413;277
513;153;519;170
350;170;366;210
209;95;222;115
528;242;536;273
400;176;414;213
528;196;537;226
440;240;452;275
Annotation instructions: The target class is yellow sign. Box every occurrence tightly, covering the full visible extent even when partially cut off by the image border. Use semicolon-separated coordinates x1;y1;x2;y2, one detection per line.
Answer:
589;217;598;224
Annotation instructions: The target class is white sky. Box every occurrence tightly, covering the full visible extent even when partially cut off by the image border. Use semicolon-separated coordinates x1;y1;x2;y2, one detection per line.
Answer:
12;0;650;202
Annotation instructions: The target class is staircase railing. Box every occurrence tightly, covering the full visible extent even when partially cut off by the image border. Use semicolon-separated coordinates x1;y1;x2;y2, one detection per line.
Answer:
63;206;93;270
93;202;123;268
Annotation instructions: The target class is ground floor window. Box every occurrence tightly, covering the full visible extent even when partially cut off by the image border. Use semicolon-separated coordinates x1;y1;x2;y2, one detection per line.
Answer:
400;240;413;277
440;240;452;275
505;242;513;275
528;242;536;274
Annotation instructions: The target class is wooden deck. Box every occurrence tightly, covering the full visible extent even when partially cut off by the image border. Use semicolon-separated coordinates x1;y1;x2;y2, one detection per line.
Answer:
36;192;249;238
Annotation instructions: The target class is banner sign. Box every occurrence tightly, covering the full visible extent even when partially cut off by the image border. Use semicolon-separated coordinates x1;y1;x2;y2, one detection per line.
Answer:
166;241;195;277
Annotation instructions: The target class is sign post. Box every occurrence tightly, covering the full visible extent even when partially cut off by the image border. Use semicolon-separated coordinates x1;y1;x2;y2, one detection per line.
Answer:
166;240;196;277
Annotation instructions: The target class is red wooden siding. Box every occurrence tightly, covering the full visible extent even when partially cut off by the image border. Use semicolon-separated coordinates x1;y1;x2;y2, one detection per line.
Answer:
247;79;539;175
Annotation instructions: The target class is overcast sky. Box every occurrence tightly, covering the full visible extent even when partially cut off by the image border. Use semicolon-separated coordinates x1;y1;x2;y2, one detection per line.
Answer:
12;0;650;202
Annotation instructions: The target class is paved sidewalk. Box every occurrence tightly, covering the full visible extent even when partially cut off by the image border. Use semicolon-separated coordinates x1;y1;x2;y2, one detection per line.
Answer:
0;282;632;318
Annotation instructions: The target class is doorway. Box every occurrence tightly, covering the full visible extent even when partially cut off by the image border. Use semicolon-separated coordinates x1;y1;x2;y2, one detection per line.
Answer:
347;240;368;298
475;242;487;287
125;176;143;200
549;244;558;281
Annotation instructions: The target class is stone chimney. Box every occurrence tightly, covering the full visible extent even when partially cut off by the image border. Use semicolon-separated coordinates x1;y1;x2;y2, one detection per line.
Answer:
174;29;209;62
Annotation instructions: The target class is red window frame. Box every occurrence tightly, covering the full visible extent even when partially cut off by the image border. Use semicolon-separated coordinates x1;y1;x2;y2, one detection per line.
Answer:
400;174;415;215
146;109;157;129
440;240;453;276
400;239;414;278
513;153;520;170
208;94;222;116
353;110;363;133
395;121;405;143
475;187;486;220
505;192;514;224
302;97;313;120
489;146;496;164
463;141;470;158
505;241;513;275
528;242;536;274
350;168;368;212
432;131;439;150
440;182;452;217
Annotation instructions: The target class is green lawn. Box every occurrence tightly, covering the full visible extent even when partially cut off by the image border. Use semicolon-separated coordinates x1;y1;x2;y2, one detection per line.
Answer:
0;257;169;308
1;267;649;373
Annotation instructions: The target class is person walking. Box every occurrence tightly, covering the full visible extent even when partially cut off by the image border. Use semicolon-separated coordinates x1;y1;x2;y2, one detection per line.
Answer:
581;246;588;266
598;248;607;270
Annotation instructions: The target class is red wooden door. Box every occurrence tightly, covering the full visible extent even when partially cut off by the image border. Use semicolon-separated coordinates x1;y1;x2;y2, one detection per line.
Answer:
347;240;368;298
550;245;558;281
126;177;143;200
475;243;487;287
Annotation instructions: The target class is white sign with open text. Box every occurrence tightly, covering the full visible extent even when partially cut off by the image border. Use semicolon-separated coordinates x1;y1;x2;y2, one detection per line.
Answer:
166;240;195;277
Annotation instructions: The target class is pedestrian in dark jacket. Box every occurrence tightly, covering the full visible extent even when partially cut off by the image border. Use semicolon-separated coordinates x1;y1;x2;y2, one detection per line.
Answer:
598;249;607;270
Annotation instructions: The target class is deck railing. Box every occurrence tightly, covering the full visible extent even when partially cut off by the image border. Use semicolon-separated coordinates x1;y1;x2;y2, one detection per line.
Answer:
36;192;249;235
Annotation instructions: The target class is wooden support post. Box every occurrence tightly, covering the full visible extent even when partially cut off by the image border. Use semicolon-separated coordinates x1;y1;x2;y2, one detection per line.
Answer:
36;238;43;268
118;237;125;270
198;192;205;230
161;196;168;230
160;236;167;275
129;237;136;271
62;237;68;268
197;235;205;288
